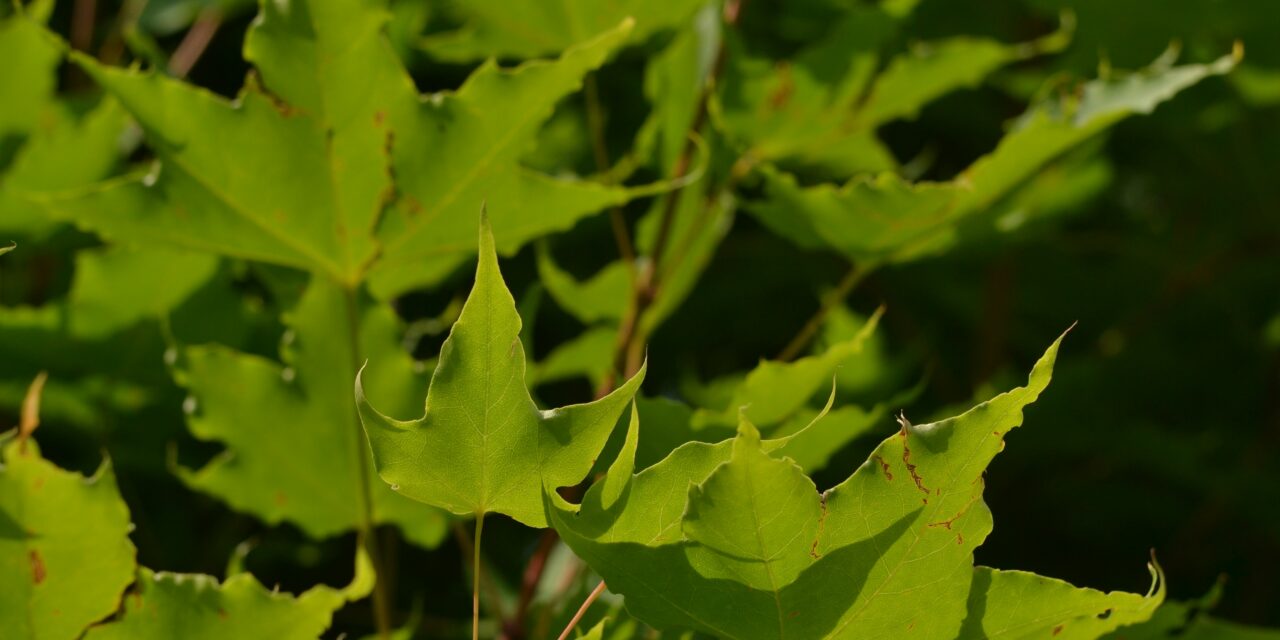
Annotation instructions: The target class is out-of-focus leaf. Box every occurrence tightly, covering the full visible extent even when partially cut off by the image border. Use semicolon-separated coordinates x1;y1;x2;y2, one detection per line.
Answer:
421;0;705;61
0;438;135;640
68;246;219;338
692;307;882;428
532;326;618;389
1;100;130;239
536;245;630;324
747;47;1239;264
175;276;447;547
357;215;644;528
717;11;1067;178
0;5;59;143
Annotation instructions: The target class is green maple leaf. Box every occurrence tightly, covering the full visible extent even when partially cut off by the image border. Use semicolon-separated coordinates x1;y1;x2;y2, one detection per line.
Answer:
747;46;1239;265
368;18;645;298
421;0;706;61
83;553;372;640
716;8;1069;178
0;437;135;640
356;214;645;528
548;334;1164;638
42;0;645;298
174;276;446;546
0;1;58;144
68;246;219;339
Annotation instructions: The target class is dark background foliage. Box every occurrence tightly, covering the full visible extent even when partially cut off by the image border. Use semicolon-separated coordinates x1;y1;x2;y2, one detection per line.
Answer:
2;0;1277;635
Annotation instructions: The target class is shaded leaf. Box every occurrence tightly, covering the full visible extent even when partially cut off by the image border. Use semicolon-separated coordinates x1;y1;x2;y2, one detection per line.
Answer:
549;334;1162;638
747;47;1239;264
175;276;447;547
421;0;705;61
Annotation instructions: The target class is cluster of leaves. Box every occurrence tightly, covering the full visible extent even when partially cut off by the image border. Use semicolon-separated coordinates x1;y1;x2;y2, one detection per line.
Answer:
1;0;1278;638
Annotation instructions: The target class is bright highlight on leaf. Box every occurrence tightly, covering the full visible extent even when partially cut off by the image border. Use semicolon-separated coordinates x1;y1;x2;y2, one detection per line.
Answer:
548;334;1165;638
357;213;645;528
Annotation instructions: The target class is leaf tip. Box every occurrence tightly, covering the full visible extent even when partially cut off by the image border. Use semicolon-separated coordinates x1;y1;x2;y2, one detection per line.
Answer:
17;371;48;454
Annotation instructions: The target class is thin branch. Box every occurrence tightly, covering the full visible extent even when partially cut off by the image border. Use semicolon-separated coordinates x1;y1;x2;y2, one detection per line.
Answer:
506;529;559;638
776;262;873;362
584;74;638;269
168;7;222;79
556;581;608;640
70;0;98;53
597;0;747;396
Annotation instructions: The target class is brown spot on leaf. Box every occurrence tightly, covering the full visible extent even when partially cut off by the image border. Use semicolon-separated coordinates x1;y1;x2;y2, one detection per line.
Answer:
273;491;288;507
767;63;795;111
218;608;229;620
789;611;800;618
406;197;423;217
873;455;893;481
374;110;387;127
1097;609;1112;620
29;549;46;584
1052;624;1065;636
900;430;929;494
810;493;829;559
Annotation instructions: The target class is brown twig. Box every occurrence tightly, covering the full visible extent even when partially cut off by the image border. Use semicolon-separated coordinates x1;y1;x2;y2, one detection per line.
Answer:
504;529;560;638
595;0;746;397
583;75;638;269
776;262;873;362
168;7;222;78
556;581;608;640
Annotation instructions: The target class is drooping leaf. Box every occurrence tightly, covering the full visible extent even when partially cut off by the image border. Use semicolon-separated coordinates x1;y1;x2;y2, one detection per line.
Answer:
1102;581;1280;640
962;566;1164;639
421;0;705;61
83;551;373;640
357;214;645;528
747;47;1240;264
175;276;447;547
548;334;1163;638
0;438;135;640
